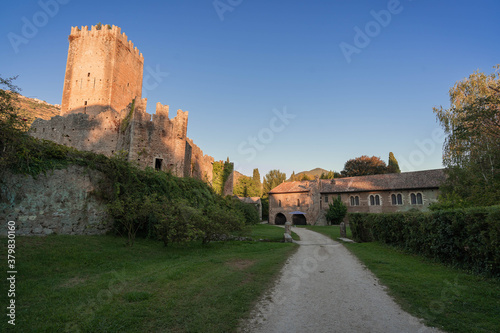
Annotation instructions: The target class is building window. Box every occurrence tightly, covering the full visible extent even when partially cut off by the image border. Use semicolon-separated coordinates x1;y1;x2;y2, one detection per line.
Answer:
350;196;360;206
278;200;282;207
154;158;163;171
87;72;90;77
324;196;328;203
391;194;403;205
370;194;381;206
297;199;300;207
411;193;423;205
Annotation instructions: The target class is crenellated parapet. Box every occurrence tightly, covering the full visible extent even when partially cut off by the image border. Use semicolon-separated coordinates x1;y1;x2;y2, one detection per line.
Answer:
172;109;189;139
69;25;143;61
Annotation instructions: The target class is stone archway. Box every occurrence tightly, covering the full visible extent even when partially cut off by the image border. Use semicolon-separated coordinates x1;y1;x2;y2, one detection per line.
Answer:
274;213;287;225
292;214;307;225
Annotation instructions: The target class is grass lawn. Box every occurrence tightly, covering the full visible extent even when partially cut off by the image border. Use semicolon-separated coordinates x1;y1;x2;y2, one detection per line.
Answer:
308;225;500;333
0;225;297;332
303;224;352;240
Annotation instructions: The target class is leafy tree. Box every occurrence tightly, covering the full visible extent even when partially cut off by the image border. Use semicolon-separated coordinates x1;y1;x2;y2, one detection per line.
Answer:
212;158;234;195
234;175;259;197
320;170;336;179
290;171;298;181
434;66;500;206
300;174;311;181
387;152;401;173
325;196;348;225
252;168;262;197
340;155;388;177
0;75;33;171
263;169;286;195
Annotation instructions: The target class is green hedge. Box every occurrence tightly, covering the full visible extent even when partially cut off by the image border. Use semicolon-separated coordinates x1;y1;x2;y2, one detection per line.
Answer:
349;207;500;277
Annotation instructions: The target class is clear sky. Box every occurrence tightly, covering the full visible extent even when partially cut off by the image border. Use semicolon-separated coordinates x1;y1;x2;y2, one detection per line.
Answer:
1;0;499;178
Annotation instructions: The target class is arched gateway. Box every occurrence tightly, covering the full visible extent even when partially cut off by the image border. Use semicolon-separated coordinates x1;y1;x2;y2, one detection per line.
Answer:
275;213;287;225
292;214;307;225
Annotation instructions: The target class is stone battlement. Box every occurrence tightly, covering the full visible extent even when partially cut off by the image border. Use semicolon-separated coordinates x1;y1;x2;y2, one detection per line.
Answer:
69;25;143;60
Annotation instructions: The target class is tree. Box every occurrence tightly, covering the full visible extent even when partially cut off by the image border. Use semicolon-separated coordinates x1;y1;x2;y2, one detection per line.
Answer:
290;171;297;181
320;170;336;179
300;174;311;181
340;155;388;177
252;168;262;197
0;75;30;170
387;152;401;173
433;66;500;206
325;196;347;225
211;158;234;195
263;169;286;195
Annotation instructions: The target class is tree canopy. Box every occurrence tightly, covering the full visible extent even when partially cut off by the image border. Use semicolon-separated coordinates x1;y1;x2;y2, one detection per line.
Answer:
433;66;500;206
340;155;388;177
387;152;401;173
263;169;286;195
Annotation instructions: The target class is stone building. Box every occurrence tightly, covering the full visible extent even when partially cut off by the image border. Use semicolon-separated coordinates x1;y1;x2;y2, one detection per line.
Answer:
30;25;214;181
268;169;446;226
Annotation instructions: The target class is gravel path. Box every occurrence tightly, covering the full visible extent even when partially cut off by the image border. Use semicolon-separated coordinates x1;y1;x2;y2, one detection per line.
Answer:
240;226;443;333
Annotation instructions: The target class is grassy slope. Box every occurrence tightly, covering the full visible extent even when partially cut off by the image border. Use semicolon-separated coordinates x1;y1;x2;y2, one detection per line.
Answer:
308;225;500;333
0;226;297;333
10;91;60;124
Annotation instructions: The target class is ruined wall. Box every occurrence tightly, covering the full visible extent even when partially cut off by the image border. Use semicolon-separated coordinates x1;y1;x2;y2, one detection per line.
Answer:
61;25;143;116
30;107;129;157
0;166;111;236
126;99;192;177
188;138;214;184
29;24;214;184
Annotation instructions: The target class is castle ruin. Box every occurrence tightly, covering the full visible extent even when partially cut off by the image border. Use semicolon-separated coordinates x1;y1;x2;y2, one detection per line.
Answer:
30;25;214;182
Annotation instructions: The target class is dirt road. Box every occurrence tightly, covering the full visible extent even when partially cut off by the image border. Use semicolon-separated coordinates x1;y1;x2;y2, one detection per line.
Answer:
240;227;443;333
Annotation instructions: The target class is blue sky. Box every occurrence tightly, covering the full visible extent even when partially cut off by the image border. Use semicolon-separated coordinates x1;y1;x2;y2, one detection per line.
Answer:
1;0;499;178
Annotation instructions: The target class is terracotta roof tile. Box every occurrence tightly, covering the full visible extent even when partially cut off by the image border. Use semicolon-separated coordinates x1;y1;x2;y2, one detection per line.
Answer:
320;169;446;193
268;169;446;194
268;181;311;194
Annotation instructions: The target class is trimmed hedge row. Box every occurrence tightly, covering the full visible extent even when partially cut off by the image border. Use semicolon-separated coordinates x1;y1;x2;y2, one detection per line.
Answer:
349;207;500;277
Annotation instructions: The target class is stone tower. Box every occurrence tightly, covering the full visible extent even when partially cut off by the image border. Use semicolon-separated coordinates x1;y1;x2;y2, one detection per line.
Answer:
60;24;144;116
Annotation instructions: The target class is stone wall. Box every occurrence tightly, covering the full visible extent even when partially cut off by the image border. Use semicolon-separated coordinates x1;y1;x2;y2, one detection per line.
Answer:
29;99;215;182
30;107;128;156
0;166;111;236
322;189;440;217
269;180;440;226
269;180;325;226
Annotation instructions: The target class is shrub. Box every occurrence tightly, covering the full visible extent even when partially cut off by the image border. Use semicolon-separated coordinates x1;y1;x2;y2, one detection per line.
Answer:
325;196;348;225
348;206;500;277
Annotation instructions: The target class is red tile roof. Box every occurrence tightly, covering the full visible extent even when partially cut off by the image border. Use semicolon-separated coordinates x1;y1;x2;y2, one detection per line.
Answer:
268;169;446;194
268;181;311;194
320;169;446;193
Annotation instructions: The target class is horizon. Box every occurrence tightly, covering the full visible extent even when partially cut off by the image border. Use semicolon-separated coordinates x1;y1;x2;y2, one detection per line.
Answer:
2;0;499;179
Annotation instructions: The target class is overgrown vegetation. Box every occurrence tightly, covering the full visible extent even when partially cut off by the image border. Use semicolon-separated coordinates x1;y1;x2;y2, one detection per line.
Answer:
0;76;259;246
349;207;500;277
212;158;233;195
